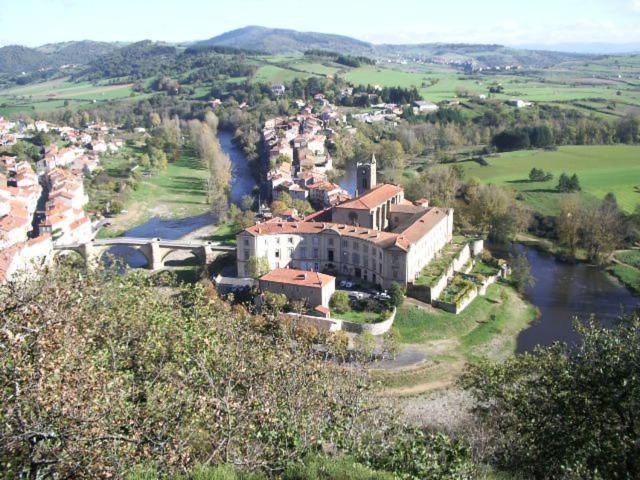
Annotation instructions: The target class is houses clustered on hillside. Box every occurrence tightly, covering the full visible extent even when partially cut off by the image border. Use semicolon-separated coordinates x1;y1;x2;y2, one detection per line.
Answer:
264;95;351;210
0;118;121;284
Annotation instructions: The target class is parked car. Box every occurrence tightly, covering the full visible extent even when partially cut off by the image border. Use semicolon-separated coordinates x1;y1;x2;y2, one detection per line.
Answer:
375;291;391;301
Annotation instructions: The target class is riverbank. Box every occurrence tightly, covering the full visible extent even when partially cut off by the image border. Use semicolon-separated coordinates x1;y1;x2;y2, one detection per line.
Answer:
97;149;210;238
372;282;537;397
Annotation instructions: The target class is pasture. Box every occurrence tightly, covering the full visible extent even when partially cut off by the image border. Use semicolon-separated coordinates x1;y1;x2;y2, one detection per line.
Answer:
462;145;640;214
0;78;142;116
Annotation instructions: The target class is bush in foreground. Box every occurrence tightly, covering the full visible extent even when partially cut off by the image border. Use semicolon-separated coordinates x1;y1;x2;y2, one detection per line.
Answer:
462;314;640;479
0;266;475;479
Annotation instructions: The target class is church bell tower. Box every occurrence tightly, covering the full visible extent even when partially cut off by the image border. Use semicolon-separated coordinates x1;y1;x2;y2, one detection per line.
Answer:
356;154;377;197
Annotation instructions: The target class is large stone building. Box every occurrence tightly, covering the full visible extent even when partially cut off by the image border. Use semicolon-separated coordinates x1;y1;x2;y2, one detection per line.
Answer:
238;156;454;289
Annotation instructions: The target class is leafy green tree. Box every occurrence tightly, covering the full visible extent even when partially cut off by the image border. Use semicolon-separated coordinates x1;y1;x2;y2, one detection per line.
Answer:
246;256;270;279
330;291;351;314
462;313;640;479
509;251;535;293
355;332;376;361
389;283;405;309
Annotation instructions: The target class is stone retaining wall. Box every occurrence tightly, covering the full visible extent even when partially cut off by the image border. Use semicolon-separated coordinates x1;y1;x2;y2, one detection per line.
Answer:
339;308;396;336
286;308;396;336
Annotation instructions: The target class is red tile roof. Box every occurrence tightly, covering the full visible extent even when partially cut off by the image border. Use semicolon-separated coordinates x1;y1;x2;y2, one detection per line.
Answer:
334;184;403;211
260;268;335;288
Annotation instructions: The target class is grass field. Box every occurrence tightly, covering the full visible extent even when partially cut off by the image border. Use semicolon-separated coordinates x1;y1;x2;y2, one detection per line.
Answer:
98;149;210;237
462;145;640;214
375;283;537;393
609;250;640;294
0;77;144;116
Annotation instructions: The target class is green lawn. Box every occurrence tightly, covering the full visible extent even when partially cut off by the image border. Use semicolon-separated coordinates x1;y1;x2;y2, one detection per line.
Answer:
608;263;640;295
462;145;640;214
615;250;640;269
335;309;388;324
395;283;537;362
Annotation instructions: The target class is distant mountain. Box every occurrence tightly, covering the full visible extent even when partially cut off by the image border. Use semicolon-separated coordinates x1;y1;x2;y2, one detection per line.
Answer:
515;42;640;55
0;40;119;74
194;25;373;55
375;43;592;68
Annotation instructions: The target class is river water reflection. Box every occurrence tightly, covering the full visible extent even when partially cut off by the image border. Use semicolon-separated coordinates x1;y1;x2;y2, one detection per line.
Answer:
490;243;639;352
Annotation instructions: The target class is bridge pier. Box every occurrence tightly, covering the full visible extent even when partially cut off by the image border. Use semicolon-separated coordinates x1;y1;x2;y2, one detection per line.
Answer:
141;240;163;271
80;242;98;270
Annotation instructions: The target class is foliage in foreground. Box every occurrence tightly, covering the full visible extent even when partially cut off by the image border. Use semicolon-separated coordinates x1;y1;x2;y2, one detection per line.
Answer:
0;266;475;479
462;313;640;479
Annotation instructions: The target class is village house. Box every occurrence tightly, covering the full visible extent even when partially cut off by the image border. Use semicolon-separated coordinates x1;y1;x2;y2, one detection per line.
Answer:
259;267;335;311
413;100;439;114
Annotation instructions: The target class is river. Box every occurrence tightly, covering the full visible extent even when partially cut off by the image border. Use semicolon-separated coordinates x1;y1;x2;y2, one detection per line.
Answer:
490;244;639;352
104;130;256;267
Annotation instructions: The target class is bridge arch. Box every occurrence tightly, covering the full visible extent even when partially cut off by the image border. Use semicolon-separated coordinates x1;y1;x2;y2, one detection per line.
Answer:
161;248;201;267
99;245;151;269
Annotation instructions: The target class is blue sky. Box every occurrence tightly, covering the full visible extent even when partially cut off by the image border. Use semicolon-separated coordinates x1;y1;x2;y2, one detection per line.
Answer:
1;0;639;47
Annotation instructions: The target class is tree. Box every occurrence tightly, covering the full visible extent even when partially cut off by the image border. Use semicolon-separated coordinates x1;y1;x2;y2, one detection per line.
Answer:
528;167;552;182
246;256;270;278
355;332;377;362
462;313;640;479
330;291;351;314
382;328;401;359
556;194;583;257
389;282;405;309
557;172;581;193
582;197;623;264
464;184;528;243
509;251;535;293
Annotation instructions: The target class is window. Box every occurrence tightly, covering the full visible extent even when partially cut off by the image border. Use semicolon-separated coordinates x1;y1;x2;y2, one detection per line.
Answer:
342;239;348;248
342;251;348;261
275;250;280;258
276;237;281;244
244;238;249;246
328;250;334;261
313;248;319;258
328;238;334;246
392;269;398;279
300;246;307;258
352;253;360;264
392;254;399;265
312;237;319;246
288;247;293;257
314;262;320;271
244;249;249;259
288;237;293;244
353;241;358;250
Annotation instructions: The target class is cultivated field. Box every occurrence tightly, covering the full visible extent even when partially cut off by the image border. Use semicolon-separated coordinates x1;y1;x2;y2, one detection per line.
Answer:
462;145;640;214
0;78;144;116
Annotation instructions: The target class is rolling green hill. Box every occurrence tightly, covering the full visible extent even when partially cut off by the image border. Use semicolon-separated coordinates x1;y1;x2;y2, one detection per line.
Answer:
0;41;119;74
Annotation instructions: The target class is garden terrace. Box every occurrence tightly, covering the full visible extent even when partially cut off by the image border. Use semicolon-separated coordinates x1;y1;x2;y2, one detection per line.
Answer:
413;241;466;287
439;275;476;305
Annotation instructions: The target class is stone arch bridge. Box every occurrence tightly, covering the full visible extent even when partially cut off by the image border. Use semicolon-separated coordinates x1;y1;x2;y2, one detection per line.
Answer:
54;237;236;270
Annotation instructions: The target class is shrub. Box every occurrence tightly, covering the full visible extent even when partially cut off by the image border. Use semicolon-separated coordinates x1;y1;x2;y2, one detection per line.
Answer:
389;282;405;308
330;291;350;314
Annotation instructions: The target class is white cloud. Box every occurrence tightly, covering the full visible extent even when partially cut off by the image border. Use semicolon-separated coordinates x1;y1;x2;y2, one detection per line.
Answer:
631;0;640;11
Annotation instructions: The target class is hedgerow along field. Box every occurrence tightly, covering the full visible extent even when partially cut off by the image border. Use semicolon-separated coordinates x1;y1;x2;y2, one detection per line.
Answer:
462;145;640;215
